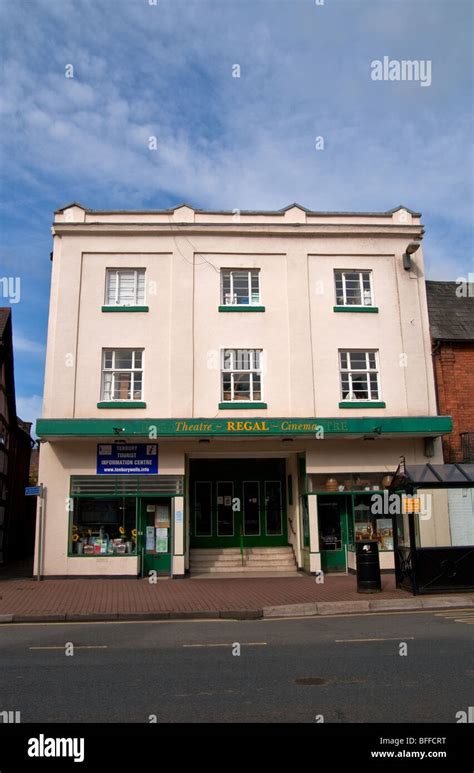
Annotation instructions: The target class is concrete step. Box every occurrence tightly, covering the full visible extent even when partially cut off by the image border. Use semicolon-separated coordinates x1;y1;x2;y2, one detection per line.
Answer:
190;566;298;576
189;546;297;575
190;547;294;556
189;569;303;580
190;553;295;563
189;561;295;571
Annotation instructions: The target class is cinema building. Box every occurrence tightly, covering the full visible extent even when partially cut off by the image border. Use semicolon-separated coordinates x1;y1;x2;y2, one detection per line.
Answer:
34;202;451;579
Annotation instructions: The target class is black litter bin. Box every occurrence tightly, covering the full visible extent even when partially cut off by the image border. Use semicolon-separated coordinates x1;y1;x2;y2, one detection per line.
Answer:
356;540;382;593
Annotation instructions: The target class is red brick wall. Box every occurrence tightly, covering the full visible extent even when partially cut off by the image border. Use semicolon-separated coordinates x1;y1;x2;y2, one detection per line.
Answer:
433;342;474;462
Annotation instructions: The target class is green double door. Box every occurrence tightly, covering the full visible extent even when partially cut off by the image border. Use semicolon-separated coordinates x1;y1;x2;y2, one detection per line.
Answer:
138;498;172;576
318;495;349;572
190;459;288;548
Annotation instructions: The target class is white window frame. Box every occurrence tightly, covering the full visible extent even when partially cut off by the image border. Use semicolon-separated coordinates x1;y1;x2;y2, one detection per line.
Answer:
105;269;146;307
221;348;263;402
101;349;144;402
339;350;380;401
334;270;374;307
221;269;260;306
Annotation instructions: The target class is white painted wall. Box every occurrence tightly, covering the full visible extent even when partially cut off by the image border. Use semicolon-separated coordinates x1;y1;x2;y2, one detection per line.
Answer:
42;205;434;421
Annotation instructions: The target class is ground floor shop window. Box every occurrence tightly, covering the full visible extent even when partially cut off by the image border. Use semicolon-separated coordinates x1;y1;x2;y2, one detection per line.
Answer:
313;491;396;553
352;494;394;550
70;497;137;555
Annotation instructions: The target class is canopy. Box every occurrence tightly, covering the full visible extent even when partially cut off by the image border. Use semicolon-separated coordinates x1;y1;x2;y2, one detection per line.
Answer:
391;462;474;490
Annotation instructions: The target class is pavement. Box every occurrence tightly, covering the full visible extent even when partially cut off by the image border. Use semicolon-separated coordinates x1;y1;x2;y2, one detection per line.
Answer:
1;572;474;623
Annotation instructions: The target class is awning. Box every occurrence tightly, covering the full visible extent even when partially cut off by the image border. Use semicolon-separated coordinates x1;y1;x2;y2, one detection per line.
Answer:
391;462;474;490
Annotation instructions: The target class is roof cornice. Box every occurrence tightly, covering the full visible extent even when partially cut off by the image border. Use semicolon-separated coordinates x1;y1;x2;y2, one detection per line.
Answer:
52;222;424;238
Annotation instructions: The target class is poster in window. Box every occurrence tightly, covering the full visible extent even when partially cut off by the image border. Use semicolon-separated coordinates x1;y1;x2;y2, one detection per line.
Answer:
155;527;168;553
146;526;155;551
155;505;170;527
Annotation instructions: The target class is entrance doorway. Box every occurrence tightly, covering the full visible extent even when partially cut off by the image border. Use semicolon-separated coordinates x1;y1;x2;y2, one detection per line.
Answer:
318;495;349;572
139;498;172;576
189;459;288;548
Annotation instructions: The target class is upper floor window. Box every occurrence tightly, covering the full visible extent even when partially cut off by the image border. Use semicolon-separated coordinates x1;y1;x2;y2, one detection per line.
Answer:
105;269;145;307
339;350;380;401
221;269;260;306
221;348;262;402
101;349;143;401
0;420;8;449
335;270;373;306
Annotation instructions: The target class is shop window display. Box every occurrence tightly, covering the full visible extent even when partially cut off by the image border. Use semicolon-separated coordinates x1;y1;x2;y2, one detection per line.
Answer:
70;498;137;555
353;494;394;550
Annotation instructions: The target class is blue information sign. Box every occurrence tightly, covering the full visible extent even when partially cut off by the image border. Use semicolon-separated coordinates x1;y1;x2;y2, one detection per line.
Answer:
25;485;42;496
97;444;158;474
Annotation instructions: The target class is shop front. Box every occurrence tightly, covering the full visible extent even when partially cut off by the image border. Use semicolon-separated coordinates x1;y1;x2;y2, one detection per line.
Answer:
35;416;451;579
314;491;395;573
304;474;398;574
67;475;184;577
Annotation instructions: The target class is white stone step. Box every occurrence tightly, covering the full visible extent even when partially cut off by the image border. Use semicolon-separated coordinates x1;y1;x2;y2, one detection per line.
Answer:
190;547;293;556
190;553;294;564
189;546;297;575
191;565;298;575
190;563;297;571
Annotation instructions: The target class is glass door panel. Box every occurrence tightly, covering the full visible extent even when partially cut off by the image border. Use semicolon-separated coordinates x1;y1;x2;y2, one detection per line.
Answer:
318;496;347;572
265;481;283;535
140;499;171;575
243;481;260;535
217;481;234;536
194;481;212;536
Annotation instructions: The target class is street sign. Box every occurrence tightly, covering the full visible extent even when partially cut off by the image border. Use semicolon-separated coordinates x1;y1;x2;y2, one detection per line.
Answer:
25;485;42;496
96;443;158;474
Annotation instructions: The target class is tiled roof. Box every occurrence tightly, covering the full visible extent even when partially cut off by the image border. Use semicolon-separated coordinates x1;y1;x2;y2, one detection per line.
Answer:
426;281;474;341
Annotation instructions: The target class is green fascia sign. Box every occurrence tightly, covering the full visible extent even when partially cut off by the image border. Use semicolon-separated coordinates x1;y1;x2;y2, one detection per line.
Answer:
36;416;452;438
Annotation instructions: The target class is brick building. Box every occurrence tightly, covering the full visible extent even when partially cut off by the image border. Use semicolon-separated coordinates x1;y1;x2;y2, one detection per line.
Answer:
426;281;474;464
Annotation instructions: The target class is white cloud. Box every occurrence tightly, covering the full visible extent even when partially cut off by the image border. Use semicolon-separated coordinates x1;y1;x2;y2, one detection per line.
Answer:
0;0;472;279
13;332;45;355
15;394;43;431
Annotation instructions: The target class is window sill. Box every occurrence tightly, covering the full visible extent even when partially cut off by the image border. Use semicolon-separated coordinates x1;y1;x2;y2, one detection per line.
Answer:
218;401;268;409
97;401;147;409
101;306;149;312
218;305;265;312
339;401;386;408
333;306;378;313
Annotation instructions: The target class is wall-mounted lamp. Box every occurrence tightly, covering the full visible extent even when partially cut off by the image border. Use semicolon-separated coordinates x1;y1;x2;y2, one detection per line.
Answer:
113;427;126;435
403;241;420;270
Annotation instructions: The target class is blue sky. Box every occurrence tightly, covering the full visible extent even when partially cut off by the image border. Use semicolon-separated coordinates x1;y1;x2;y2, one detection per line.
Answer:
0;0;473;427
